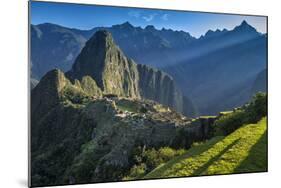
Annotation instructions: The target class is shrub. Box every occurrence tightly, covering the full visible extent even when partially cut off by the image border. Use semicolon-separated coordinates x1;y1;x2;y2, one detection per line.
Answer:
126;163;147;179
158;147;186;161
244;92;267;123
127;146;187;179
143;148;162;169
213;92;267;136
158;147;176;161
140;106;148;113
213;110;246;136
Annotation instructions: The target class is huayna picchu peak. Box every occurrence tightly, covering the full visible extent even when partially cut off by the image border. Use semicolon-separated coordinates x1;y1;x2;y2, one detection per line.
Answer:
65;30;195;116
67;30;140;98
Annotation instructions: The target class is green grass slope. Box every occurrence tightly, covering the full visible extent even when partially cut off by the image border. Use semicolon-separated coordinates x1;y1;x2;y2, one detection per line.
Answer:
144;117;267;179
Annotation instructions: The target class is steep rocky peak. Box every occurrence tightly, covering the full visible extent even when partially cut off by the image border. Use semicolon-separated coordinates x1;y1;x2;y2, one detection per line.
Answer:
66;30;189;114
31;69;70;119
241;20;250;27
68;30;122;83
67;30;140;98
112;21;134;29
145;25;156;31
86;30;115;52
203;28;228;39
233;20;258;33
38;69;67;93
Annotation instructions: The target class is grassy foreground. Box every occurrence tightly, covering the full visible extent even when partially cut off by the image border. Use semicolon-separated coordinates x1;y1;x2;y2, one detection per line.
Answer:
144;117;267;179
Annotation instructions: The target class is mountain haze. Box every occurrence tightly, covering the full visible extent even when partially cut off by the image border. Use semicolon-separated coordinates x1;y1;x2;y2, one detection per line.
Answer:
251;69;267;95
164;29;267;114
30;21;267;115
30;21;265;79
30;21;197;79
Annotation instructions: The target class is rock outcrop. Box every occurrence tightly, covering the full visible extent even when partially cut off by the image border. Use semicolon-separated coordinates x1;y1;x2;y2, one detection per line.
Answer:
67;30;140;98
66;30;191;116
137;64;183;114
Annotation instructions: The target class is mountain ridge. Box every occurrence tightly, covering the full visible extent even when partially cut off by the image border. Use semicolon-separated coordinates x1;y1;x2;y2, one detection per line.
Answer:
31;20;263;79
30;20;266;115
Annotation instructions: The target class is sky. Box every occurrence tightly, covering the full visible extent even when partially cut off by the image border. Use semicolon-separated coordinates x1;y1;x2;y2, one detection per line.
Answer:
30;1;267;38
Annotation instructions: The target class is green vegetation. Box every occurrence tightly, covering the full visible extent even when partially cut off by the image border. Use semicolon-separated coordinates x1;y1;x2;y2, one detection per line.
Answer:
80;76;102;96
244;92;267;122
213;110;245;136
124;147;186;180
219;111;233;115
199;116;217;119
61;85;91;106
213;92;267;136
144;117;267;179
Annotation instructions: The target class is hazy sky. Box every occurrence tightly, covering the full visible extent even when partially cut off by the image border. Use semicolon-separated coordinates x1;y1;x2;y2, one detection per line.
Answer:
31;1;267;38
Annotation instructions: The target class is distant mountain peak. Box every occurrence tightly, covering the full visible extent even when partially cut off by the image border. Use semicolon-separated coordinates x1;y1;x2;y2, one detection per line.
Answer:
113;21;134;29
37;22;56;26
36;22;66;29
205;29;216;35
239;20;252;29
234;20;257;33
203;28;227;39
145;25;156;30
241;20;249;26
121;21;133;27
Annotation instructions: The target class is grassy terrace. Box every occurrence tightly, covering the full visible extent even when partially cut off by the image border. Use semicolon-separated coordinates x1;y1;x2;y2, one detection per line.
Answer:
144;117;267;179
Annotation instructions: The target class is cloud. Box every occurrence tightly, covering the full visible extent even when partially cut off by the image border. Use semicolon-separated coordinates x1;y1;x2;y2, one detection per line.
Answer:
161;14;169;21
142;13;157;22
128;11;159;22
128;10;141;18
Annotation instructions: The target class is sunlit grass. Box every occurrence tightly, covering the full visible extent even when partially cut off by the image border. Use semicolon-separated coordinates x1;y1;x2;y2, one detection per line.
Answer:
199;116;217;119
144;117;267;179
219;111;233;115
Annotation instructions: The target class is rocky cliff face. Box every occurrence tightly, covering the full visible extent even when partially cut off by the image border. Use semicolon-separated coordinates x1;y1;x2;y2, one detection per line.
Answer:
66;30;191;116
137;64;183;113
67;30;140;98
